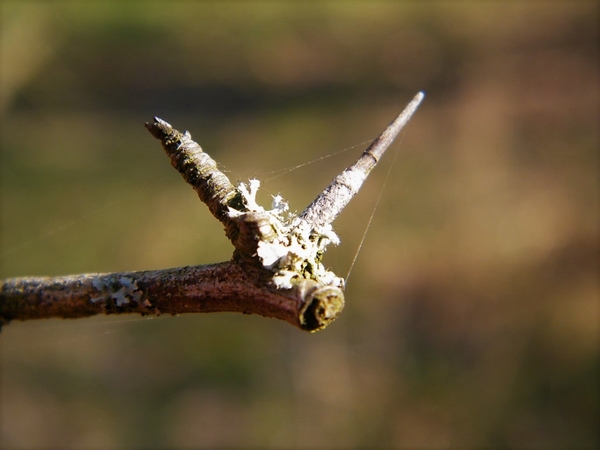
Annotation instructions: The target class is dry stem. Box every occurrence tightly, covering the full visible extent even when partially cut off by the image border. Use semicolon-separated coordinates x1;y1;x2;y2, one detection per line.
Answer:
0;92;424;332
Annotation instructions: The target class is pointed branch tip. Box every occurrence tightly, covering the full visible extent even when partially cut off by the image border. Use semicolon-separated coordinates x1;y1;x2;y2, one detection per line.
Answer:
298;91;424;228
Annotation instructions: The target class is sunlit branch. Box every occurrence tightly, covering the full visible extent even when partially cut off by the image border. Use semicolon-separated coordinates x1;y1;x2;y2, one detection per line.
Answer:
298;91;424;229
0;93;423;332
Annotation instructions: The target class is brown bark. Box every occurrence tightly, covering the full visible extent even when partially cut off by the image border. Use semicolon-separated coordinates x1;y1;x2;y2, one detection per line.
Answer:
0;261;343;332
0;92;423;332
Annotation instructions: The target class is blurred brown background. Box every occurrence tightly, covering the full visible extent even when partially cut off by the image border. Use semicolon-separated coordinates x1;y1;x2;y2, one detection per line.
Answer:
1;2;598;449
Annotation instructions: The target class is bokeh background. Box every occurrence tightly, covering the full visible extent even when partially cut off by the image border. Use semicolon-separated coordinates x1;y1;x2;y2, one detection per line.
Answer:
1;2;598;449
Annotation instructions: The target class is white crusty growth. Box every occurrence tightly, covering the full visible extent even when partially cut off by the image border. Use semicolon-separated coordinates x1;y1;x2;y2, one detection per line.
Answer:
226;91;425;292
228;179;343;290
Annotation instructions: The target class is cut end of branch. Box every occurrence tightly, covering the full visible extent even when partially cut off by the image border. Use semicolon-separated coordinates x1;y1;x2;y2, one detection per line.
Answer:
299;285;345;332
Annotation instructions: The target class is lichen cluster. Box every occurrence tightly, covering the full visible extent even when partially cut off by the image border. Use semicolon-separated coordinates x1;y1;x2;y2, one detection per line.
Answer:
228;179;344;291
91;276;149;308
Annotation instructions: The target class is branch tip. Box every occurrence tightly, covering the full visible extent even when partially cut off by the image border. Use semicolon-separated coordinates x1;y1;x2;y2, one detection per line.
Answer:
299;91;425;228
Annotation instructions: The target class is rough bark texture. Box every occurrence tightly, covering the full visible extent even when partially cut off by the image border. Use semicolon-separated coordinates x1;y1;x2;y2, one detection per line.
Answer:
0;262;343;332
145;118;245;245
0;93;423;332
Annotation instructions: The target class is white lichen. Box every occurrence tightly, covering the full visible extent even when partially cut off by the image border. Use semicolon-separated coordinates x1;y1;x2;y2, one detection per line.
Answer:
228;179;344;290
271;194;289;213
90;277;108;303
90;276;145;307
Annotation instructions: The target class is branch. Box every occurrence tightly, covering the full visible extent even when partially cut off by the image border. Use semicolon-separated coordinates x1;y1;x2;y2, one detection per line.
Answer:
299;92;424;228
0;92;424;332
145;118;244;245
0;262;341;331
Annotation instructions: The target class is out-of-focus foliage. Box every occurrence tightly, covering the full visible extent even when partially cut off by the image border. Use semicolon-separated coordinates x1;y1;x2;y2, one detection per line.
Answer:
1;2;597;449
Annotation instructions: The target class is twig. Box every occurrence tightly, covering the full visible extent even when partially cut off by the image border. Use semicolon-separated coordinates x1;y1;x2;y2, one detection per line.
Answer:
299;92;424;228
0;262;341;331
0;92;424;332
145;118;244;245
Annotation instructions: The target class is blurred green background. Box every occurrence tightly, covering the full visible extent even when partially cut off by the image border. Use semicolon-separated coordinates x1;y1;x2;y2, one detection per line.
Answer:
1;1;598;449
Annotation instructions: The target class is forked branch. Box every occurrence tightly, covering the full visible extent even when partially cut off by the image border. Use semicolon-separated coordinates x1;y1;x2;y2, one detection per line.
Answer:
0;92;424;332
